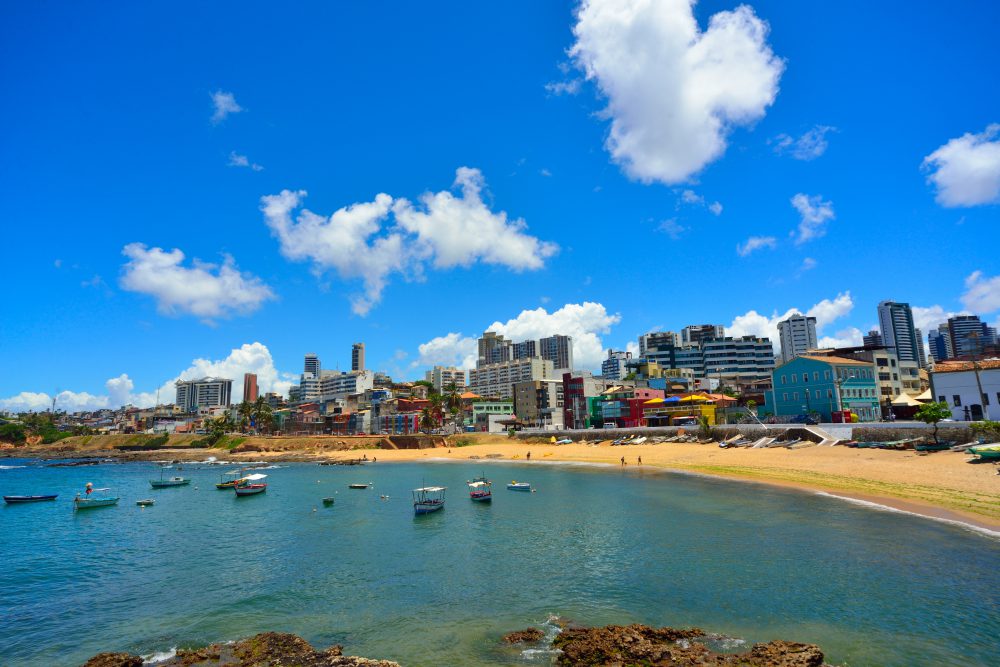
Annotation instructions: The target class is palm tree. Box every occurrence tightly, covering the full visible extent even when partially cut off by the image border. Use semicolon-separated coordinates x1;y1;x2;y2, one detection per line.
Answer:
444;383;463;431
251;396;273;434
237;401;253;432
420;408;435;433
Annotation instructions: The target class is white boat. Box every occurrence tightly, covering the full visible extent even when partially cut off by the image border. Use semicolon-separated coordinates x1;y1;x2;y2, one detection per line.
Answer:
150;467;191;488
413;486;446;514
467;476;492;502
74;486;119;510
506;481;532;492
234;473;268;496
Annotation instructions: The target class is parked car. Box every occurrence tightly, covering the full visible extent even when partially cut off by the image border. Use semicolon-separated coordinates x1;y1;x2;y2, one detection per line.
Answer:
672;416;699;427
788;414;819;425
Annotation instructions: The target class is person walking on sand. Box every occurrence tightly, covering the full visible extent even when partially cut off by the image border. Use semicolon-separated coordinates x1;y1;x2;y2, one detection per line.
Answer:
526;451;531;460
638;456;642;465
620;456;625;466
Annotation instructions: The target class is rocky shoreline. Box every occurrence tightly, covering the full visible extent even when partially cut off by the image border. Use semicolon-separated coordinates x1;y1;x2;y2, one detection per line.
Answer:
84;624;827;666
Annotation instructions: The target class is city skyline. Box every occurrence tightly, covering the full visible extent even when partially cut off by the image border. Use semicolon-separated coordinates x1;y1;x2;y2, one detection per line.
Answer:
2;1;999;411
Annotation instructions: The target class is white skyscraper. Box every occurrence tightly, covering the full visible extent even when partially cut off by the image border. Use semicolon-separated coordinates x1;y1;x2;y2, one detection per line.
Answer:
877;301;920;364
777;314;818;364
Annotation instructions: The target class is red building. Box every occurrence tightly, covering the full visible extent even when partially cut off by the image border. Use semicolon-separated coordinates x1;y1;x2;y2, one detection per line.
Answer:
243;373;259;402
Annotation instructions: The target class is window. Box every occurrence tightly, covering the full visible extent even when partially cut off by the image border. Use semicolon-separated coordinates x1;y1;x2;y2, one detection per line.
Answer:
824;370;831;380
876;358;888;367
783;392;789;401
984;393;990;406
781;375;786;385
827;389;833;398
791;374;797;384
813;372;819;381
953;395;961;407
793;392;799;401
815;389;821;399
890;358;896;367
938;396;945;403
803;373;809;383
879;373;890;381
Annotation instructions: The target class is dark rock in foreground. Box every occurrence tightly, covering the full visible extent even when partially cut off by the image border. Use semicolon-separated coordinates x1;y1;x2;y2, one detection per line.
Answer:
502;627;545;643
552;624;825;666
82;632;399;667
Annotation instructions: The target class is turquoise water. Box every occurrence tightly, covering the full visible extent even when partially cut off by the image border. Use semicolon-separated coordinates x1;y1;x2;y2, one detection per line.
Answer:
1;458;998;666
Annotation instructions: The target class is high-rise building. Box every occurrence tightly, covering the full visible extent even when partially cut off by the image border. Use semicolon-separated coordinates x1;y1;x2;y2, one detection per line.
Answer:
539;334;574;371
928;327;951;363
948;315;993;358
468;358;554;400
304;353;321;376
477;332;512;367
512;340;538;360
915;328;927;368
175;377;233;412
425;366;467;393
701;337;776;386
863;329;883;347
877;301;920;364
351;343;365;372
242;373;259;402
601;350;632;380
638;331;680;356
777;314;818;364
681;324;725;345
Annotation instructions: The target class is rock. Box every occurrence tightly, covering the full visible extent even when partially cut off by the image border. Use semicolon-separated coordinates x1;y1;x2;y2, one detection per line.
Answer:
551;624;825;666
81;654;143;667
80;632;400;667
503;628;545;643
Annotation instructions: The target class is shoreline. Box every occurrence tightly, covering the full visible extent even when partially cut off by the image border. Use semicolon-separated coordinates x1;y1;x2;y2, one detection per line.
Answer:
6;436;999;533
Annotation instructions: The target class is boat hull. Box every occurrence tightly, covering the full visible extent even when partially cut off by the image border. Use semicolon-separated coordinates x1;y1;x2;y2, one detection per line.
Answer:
4;495;58;504
414;501;444;514
235;484;267;496
469;492;492;502
74;498;119;509
150;479;190;488
507;484;531;492
348;484;370;489
216;481;237;489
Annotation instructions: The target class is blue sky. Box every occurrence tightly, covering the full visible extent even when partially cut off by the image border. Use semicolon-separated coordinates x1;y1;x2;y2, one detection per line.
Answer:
1;0;998;411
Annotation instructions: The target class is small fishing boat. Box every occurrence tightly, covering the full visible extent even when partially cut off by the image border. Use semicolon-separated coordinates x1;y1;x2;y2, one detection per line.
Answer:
914;442;954;452
234;473;268;496
969;443;1000;460
136;499;155;506
467;475;492;502
413;486;446;514
4;494;58;504
348;483;371;489
507;481;532;492
322;497;335;506
216;469;243;489
150;467;191;488
74;485;119;510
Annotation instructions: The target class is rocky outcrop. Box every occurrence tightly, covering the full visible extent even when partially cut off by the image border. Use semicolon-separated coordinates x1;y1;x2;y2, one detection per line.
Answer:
81;632;399;667
551;624;825;666
502;627;545;643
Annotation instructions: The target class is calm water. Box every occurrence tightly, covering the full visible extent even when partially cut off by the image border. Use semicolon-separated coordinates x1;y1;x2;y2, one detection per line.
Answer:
1;458;998;666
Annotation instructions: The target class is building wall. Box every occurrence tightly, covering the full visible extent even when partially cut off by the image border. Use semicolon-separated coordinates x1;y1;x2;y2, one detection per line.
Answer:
772;357;880;422
930;367;999;421
425;366;467;393
242;373;259;402
351;343;365;372
469;358;553;399
777;315;818;364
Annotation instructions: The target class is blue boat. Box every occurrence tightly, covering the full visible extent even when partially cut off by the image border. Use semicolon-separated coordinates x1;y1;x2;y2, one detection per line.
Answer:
4;495;58;504
507;481;532;492
413;486;446;514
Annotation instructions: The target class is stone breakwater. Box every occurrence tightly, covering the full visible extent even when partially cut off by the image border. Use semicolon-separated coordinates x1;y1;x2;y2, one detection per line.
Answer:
82;632;400;667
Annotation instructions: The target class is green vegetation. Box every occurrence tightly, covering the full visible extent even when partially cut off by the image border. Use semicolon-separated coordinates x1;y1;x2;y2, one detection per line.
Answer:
914;401;953;444
0;422;26;444
970;420;1000;441
451;437;474;447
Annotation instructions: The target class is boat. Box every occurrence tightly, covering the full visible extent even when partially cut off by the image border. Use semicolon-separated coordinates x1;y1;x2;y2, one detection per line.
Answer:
914;442;954;452
150;467;191;488
413;486;446;514
234;473;268;496
348;483;371;489
467;475;492;502
73;486;119;510
3;495;58;504
136;499;155;506
322;497;335;506
216;469;243;489
506;481;532;492
969;443;1000;460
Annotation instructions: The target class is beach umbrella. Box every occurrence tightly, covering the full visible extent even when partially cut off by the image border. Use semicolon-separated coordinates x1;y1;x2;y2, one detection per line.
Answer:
663;396;681;403
679;395;706;403
643;398;665;404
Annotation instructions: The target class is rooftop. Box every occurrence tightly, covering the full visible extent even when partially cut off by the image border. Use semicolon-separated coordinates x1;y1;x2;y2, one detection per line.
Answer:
932;359;1000;373
796;355;870;366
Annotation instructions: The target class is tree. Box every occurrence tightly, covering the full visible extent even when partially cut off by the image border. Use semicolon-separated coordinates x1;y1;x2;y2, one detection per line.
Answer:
237;401;253;432
0;422;26;444
914;401;952;445
251;396;273;434
420;408;435;432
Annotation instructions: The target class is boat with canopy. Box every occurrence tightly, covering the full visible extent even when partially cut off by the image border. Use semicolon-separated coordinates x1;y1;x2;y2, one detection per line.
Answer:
412;486;446;514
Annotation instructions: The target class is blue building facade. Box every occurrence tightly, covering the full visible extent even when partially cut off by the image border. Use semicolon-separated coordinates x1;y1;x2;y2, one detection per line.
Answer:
771;356;880;422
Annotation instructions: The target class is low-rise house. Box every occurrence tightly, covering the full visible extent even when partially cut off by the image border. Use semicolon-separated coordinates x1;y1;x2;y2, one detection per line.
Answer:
770;355;880;422
929;359;999;421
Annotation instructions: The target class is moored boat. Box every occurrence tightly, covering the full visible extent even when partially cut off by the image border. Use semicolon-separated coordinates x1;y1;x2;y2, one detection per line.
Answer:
507;481;532;492
216;469;243;489
136;499;155;506
969;443;1000;460
74;485;119;510
150;467;191;488
234;473;268;496
4;494;58;504
413;486;446;514
467;475;492;502
322;497;335;506
349;483;371;489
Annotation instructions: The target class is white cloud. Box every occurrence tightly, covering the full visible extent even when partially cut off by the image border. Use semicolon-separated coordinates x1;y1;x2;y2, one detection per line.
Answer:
911;305;963;333
0;342;295;413
817;327;863;349
211;90;243;124
263;167;558;316
228;151;263;171
923;124;1000;207
708;201;723;216
736;235;776;257
681;189;702;205
545;79;582;95
772;125;835;160
961;270;1000;313
799;257;817;272
540;168;553;177
414;302;621;372
120;243;275;321
569;0;783;184
727;292;853;349
790;193;834;244
658;218;686;239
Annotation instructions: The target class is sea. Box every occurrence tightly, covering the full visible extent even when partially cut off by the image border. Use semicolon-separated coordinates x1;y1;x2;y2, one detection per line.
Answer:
1;457;998;666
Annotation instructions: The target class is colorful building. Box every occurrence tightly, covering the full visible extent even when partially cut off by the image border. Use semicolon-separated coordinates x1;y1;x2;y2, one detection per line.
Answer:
771;355;880;422
598;387;664;428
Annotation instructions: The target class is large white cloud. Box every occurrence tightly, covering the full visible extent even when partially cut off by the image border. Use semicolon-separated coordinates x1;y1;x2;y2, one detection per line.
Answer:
923;124;1000;207
120;243;275;321
569;0;783;184
961;270;1000;313
0;342;295;413
727;292;854;351
262;168;557;316
790;193;834;245
414;302;621;372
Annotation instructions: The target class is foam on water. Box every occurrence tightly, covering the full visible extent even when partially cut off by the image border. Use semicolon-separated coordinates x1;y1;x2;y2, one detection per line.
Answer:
141;647;176;664
518;615;564;661
0;465;26;469
814;491;1000;540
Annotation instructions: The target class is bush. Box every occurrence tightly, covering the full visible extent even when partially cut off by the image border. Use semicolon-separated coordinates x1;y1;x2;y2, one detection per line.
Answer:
0;422;26;444
970;420;1000;442
451;437;474;447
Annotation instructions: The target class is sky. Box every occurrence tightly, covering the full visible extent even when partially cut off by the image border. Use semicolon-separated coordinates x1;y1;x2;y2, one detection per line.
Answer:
1;0;999;412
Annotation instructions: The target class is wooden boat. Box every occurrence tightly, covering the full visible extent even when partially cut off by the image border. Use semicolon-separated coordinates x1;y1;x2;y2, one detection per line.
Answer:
150;467;191;488
506;481;532;492
348;483;371;489
216;469;243;489
467;476;492;502
136;499;155;506
234;473;268;496
4;494;58;504
74;487;119;510
914;442;954;452
322;497;335;506
969;443;1000;460
413;486;446;514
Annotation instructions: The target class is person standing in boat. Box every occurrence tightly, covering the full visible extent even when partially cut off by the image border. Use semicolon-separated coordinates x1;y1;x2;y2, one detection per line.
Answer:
85;482;93;496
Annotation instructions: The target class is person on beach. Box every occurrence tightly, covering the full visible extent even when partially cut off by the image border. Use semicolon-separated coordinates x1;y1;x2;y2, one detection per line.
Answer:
638;456;642;465
526;451;531;460
621;456;626;466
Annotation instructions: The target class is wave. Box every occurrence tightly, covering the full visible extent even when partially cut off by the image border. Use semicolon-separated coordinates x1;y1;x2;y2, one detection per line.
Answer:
141;647;176;664
814;492;1000;540
0;465;26;470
